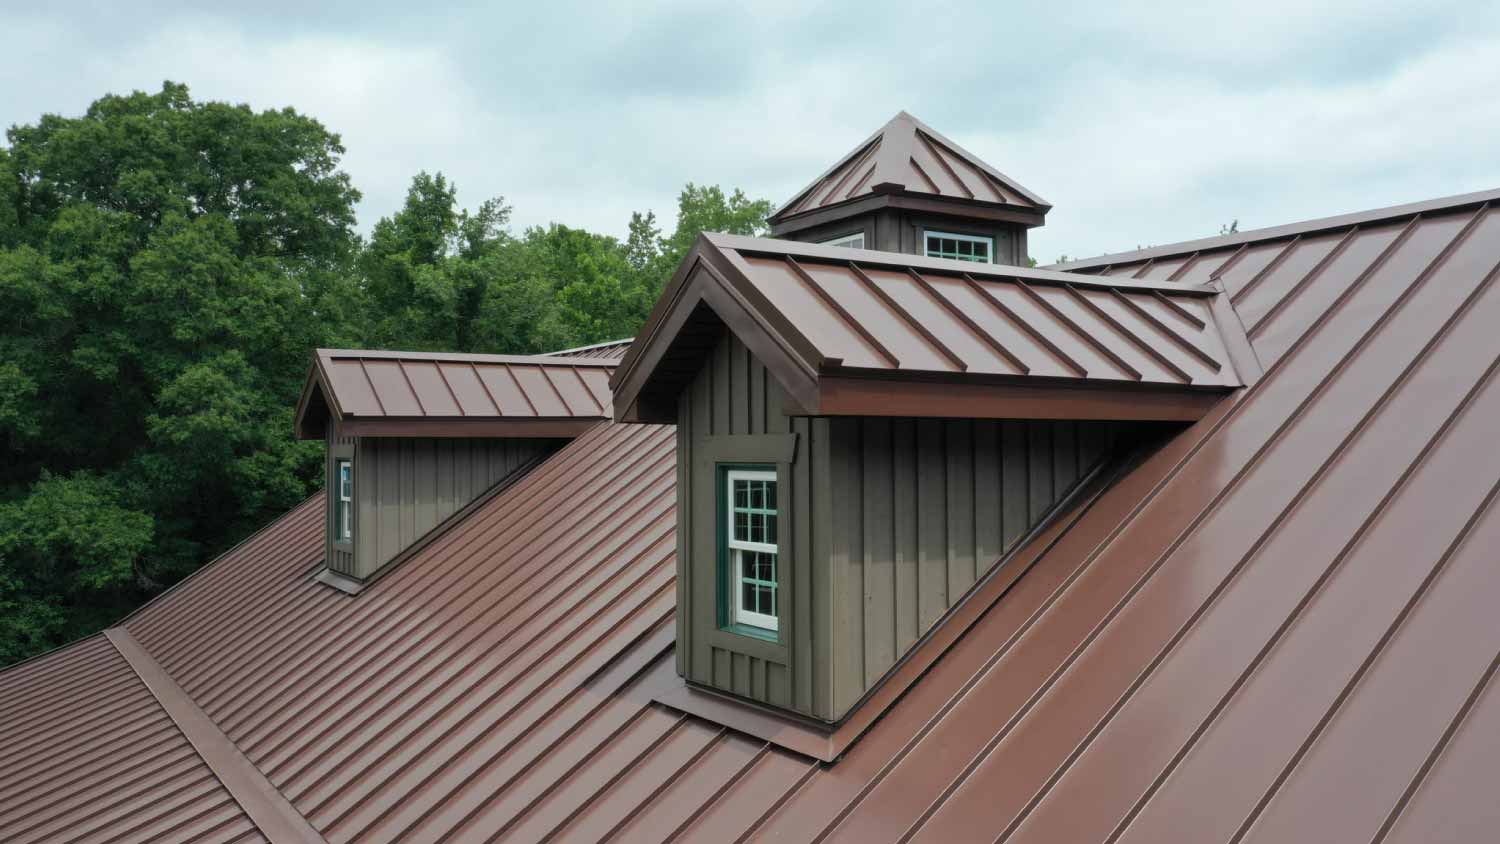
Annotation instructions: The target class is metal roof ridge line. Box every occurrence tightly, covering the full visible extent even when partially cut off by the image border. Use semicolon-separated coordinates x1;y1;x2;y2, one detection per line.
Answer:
104;627;327;844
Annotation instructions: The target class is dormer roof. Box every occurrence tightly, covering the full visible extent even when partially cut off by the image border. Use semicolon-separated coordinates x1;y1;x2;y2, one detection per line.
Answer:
769;111;1051;232
294;349;616;439
610;233;1253;424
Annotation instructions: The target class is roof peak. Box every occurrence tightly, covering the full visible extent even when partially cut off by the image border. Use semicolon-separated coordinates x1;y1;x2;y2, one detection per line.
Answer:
770;112;1050;224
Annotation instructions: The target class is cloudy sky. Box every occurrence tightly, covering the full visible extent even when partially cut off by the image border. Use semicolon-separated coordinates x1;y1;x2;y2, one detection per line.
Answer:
4;1;1498;262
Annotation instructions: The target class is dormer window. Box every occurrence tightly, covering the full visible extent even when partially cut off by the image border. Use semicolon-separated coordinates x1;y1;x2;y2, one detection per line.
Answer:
334;459;353;543
724;468;779;635
610;232;1250;728
294;350;619;590
820;232;865;250
924;230;992;263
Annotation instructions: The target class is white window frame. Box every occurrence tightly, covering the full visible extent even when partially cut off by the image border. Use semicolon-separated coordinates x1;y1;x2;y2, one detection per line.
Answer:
335;459;353;542
820;231;865;250
725;468;779;632
924;230;994;263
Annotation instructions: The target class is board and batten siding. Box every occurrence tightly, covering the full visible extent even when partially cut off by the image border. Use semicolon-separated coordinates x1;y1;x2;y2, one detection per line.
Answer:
326;425;356;574
678;331;1117;722
782;208;1025;266
325;430;561;581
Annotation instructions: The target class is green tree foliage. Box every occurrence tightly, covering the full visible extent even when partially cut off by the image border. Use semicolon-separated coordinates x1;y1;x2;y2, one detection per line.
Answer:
366;175;773;354
0;82;360;660
0;82;774;666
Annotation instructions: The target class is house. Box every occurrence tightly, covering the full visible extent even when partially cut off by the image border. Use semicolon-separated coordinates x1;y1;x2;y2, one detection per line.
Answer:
3;111;1499;844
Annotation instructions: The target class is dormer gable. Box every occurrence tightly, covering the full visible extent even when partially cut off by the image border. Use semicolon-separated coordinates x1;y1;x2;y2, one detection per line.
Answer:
293;349;617;589
613;233;1250;426
610;233;1253;738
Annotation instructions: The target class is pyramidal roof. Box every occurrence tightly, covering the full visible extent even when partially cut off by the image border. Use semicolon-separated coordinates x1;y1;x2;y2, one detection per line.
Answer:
770;110;1051;223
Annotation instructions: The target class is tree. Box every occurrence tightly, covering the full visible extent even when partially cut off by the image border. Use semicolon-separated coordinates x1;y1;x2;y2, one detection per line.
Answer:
658;183;774;265
0;80;778;666
0;82;361;660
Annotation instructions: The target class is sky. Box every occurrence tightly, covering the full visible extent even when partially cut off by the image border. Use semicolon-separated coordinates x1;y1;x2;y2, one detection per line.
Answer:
3;1;1499;263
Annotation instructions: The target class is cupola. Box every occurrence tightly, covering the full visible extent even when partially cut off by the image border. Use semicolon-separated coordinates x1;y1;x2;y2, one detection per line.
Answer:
769;111;1050;266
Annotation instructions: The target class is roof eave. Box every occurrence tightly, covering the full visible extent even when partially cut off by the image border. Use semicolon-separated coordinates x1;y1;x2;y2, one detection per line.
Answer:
292;350;343;440
610;234;827;424
769;191;1049;238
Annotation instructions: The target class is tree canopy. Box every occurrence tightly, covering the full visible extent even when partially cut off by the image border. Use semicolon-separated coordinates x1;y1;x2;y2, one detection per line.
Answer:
0;82;772;665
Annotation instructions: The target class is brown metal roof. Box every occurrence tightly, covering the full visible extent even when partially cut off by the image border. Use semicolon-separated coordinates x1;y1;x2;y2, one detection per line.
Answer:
294;349;616;439
0;634;269;844
771;111;1050;226
1050;185;1500;276
122;420;679;842
5;190;1500;843
546;338;634;359
611;232;1249;424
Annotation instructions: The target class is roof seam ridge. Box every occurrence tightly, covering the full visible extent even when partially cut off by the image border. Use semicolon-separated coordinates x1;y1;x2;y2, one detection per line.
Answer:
1104;343;1500;844
1371;557;1500;844
104;627;327;844
659;744;774;844
1229;235;1301;307
902;202;1485;842
286;512;681;827
115;493;327;634
1246;225;1363;339
212;431;654;740
415;625;677;843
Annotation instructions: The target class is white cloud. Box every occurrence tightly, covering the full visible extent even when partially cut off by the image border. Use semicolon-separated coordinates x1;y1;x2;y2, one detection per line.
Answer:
4;0;1499;260
1011;34;1500;261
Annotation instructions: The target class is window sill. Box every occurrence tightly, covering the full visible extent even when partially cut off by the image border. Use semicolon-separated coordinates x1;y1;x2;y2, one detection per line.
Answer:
704;624;789;664
722;622;779;643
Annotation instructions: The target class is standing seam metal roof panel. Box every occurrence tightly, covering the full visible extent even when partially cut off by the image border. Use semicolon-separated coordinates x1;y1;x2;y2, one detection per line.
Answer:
0;635;270;844
6;189;1500;843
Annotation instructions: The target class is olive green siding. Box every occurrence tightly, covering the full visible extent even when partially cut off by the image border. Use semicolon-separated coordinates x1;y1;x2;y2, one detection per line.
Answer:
324;427;561;581
824;416;1113;715
782;207;1027;266
326;426;356;574
677;332;822;715
677;332;1116;722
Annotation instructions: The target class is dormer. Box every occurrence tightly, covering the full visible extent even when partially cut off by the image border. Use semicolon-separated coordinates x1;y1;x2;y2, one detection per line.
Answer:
293;349;615;590
609;233;1251;735
769;111;1050;266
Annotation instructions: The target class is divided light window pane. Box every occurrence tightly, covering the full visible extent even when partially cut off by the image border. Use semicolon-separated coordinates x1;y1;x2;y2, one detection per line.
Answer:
820;232;865;250
925;231;993;263
725;468;778;632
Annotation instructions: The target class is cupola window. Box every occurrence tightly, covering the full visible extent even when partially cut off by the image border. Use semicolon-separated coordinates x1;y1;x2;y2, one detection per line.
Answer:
820;232;865;250
925;230;993;263
724;467;779;634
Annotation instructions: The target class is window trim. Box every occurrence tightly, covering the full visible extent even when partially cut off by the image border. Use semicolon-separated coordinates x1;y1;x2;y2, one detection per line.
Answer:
721;465;780;636
819;231;866;250
924;229;995;263
334;458;353;544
